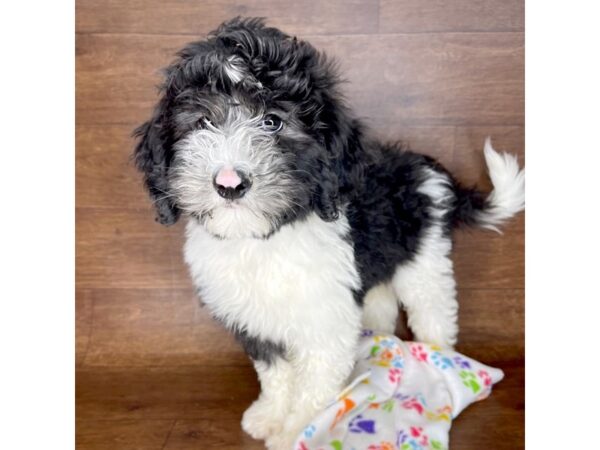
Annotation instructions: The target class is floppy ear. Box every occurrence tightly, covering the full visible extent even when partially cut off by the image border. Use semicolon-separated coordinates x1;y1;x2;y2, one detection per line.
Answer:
133;96;180;226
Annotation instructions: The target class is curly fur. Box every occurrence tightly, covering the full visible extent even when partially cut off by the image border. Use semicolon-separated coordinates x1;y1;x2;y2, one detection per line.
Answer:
133;17;525;449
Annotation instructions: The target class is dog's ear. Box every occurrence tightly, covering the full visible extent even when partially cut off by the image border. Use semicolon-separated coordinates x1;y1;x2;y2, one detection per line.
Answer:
133;96;180;226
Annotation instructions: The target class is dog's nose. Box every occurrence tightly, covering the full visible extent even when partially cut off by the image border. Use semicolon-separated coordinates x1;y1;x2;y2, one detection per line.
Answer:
213;166;252;200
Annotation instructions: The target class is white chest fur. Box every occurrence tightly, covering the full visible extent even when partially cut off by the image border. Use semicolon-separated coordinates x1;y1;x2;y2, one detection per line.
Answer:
183;212;362;347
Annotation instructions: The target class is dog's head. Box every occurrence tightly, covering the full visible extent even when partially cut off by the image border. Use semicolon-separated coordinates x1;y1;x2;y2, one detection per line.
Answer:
134;18;364;239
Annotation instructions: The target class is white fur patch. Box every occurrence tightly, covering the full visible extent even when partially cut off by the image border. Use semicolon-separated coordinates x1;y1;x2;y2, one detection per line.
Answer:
185;212;363;444
184;212;361;344
223;56;245;83
477;137;526;232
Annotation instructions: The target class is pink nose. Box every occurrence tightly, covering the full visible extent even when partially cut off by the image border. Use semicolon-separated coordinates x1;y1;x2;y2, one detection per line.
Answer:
214;167;242;189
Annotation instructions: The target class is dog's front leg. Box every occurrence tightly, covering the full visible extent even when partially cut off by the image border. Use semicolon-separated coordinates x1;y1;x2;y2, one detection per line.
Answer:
266;327;359;450
242;357;295;440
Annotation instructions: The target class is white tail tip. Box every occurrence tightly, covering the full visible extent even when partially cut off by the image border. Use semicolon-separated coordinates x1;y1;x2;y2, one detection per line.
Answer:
476;137;525;232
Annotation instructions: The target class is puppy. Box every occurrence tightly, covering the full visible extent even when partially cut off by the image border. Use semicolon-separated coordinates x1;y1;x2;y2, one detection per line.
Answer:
133;18;524;449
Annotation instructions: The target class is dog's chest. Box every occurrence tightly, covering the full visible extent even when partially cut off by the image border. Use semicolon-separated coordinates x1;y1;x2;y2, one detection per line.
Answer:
183;213;361;341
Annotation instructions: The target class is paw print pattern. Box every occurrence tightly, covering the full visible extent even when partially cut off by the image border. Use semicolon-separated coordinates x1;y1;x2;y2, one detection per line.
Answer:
401;397;425;415
430;351;454;369
459;370;481;394
391;355;404;368
381;399;394;412
453;355;471;369
396;428;430;450
478;369;492;387
431;440;446;450
388;368;403;384
380;338;395;348
410;427;429;446
368;442;395;450
409;343;428;362
303;425;316;438
348;414;376;434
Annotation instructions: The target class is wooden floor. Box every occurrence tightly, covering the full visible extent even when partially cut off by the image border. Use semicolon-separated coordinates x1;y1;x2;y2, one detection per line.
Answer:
76;1;524;448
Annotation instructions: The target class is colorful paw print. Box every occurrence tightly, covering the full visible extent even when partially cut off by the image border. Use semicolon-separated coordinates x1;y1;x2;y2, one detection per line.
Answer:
431;439;446;450
380;338;395;348
453;355;471;369
410;427;429;446
381;399;394;412
303;425;316;438
396;427;430;450
348;414;376;434
478;369;492;387
460;370;481;394
410;343;428;362
388;368;403;384
430;351;454;369
391;355;404;368
401;397;425;415
368;442;395;450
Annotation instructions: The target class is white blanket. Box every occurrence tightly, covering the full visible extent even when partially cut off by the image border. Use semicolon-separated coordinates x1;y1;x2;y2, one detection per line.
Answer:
294;330;504;450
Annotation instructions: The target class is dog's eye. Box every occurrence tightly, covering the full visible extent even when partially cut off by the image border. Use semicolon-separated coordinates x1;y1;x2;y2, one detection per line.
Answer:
260;114;283;133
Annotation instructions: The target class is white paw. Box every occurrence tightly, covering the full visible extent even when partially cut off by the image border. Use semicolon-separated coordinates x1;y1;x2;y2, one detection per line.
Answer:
414;325;457;349
265;431;299;450
241;398;284;441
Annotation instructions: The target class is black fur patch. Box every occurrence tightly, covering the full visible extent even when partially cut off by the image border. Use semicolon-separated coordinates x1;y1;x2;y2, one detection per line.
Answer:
232;328;286;364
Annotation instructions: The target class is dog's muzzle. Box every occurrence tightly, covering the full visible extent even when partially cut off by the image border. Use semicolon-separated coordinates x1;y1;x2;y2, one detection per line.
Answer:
213;166;252;200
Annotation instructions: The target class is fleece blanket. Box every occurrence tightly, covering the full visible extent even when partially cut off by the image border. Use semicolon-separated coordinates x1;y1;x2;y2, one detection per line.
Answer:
294;330;504;450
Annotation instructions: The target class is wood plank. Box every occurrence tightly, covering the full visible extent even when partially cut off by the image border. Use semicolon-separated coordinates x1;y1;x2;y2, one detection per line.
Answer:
164;419;264;449
76;289;94;366
82;288;245;367
456;289;524;363
76;125;147;209
453;213;524;289
311;32;524;127
380;0;524;33
76;419;174;450
76;207;190;289
76;366;259;421
76;0;378;36
76;32;524;126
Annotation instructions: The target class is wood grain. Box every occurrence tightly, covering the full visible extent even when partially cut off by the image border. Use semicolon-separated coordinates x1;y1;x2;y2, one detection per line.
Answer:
82;288;245;367
76;208;190;289
379;0;524;33
76;366;259;421
76;419;174;450
76;0;378;36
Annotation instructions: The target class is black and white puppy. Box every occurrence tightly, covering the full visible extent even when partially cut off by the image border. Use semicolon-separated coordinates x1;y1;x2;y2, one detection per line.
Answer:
134;18;524;449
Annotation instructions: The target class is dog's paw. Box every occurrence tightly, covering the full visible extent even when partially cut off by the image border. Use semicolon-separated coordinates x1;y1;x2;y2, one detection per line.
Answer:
414;327;457;350
265;431;299;450
241;398;284;441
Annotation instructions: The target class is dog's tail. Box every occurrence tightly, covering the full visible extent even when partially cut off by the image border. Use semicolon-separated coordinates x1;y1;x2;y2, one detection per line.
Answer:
453;138;525;232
